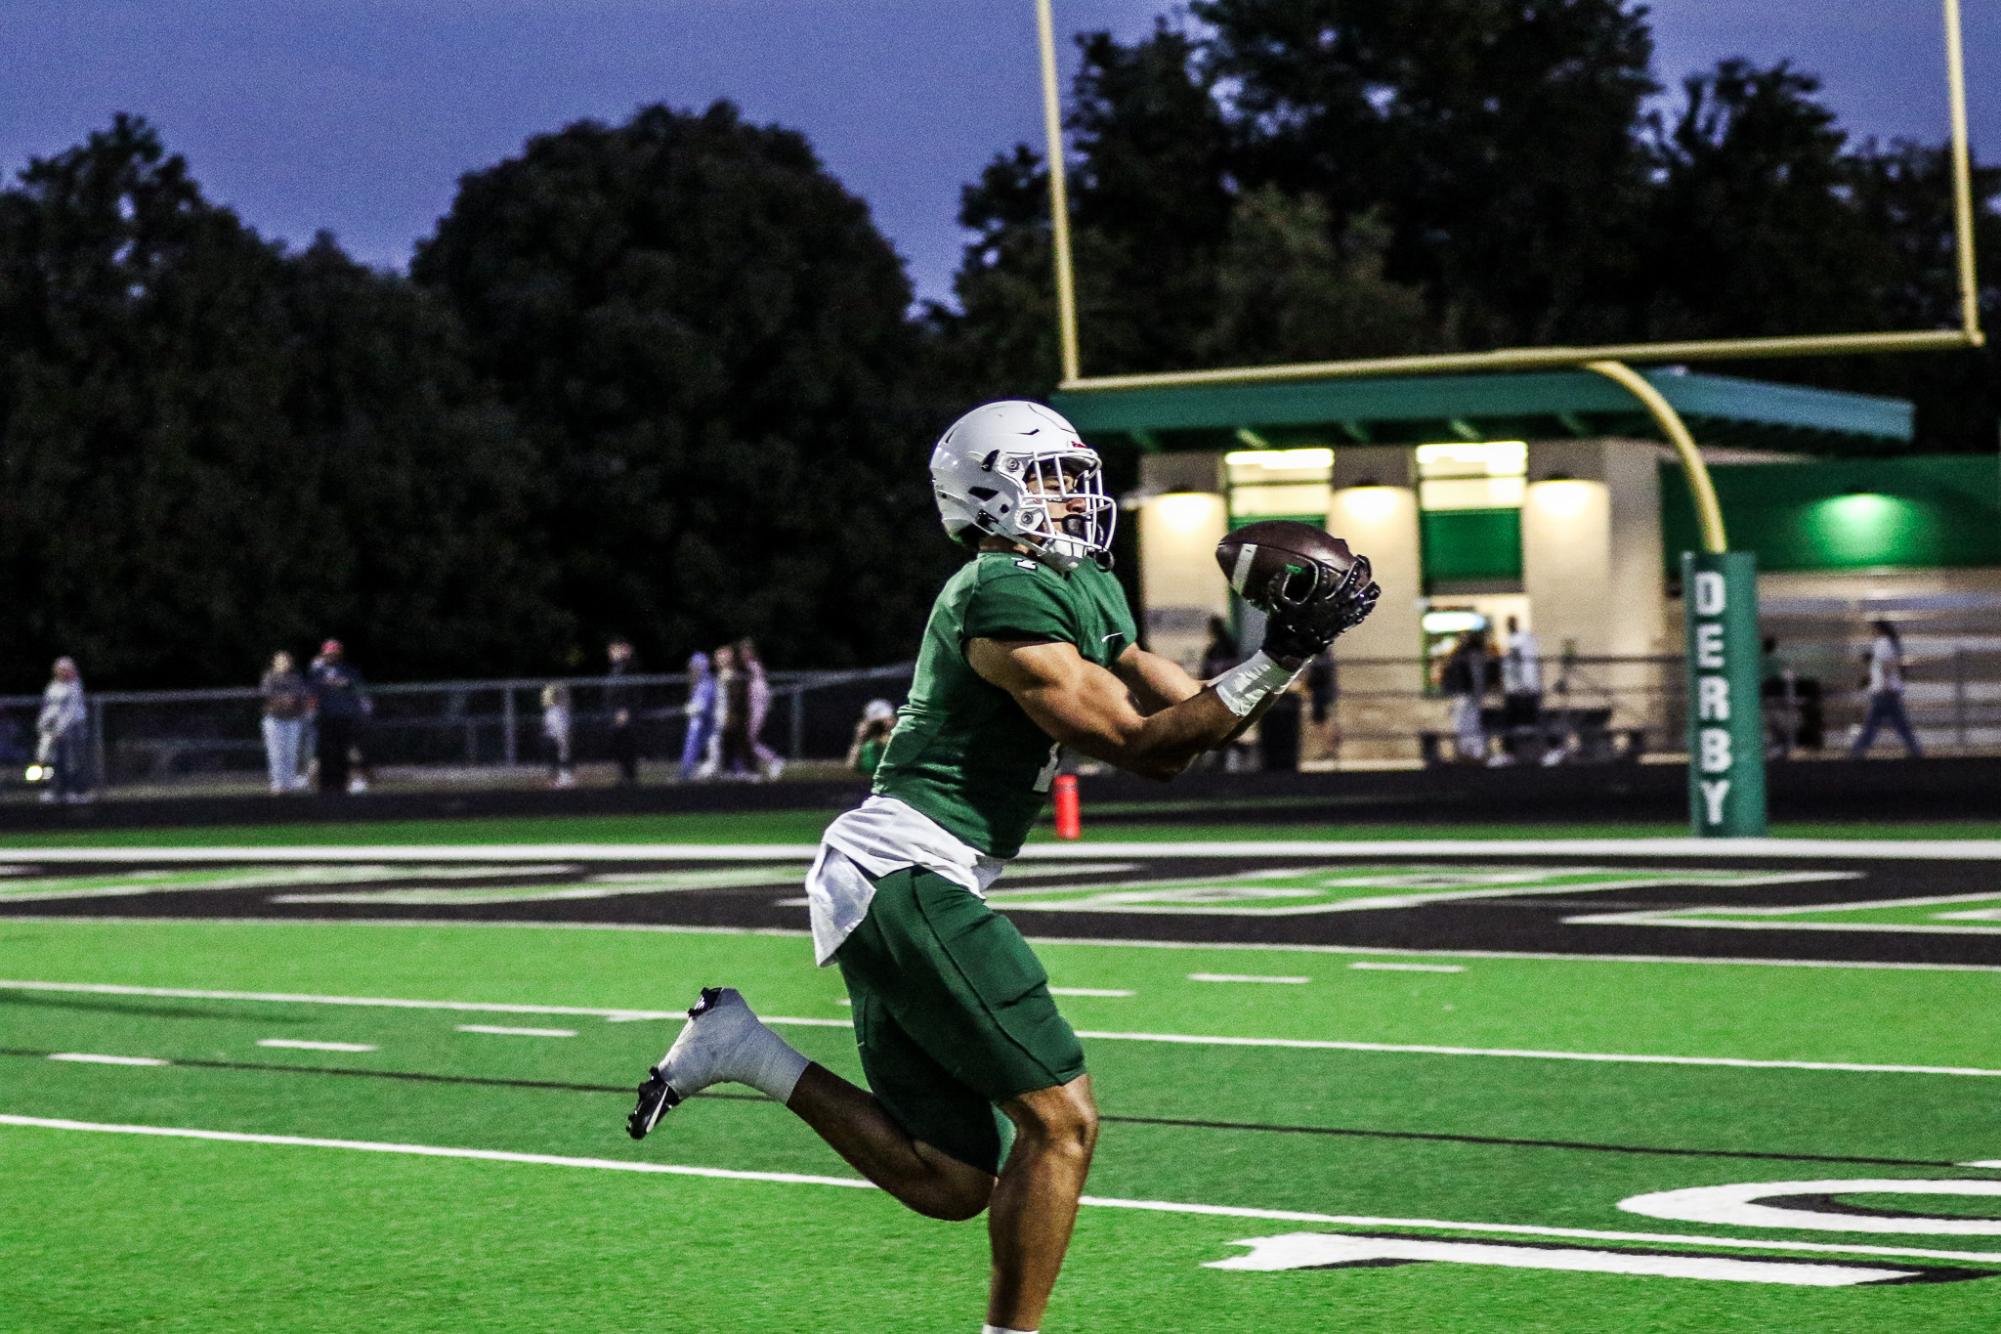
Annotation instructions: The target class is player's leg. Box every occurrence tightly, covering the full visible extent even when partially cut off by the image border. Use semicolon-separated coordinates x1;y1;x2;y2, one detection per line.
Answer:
850;867;1096;1327
626;981;997;1221
785;1060;998;1221
986;1075;1098;1332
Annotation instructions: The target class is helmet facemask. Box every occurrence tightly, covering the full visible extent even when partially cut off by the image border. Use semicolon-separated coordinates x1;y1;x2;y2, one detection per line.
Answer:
980;448;1117;570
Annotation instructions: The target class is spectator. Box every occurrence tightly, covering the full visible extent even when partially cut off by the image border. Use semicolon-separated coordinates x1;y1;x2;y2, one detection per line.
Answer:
738;638;785;781
1199;615;1239;680
1850;620;1922;759
679;651;717;781
1761;636;1801;760
1441;629;1491;763
1306;655;1339;764
1498;616;1543;761
36;656;91;803
308;639;371;795
606;638;640;786
541;683;576;788
847;698;897;777
260;651;310;793
714;643;755;779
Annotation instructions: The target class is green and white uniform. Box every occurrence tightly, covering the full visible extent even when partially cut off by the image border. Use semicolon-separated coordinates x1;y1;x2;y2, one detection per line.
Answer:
807;551;1136;959
875;551;1136;857
803;550;1136;1172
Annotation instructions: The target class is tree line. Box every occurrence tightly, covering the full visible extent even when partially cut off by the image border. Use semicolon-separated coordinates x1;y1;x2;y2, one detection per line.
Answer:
1;0;1994;687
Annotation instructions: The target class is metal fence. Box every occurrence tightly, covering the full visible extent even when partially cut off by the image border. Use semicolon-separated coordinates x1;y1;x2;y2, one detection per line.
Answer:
1321;636;2001;763
0;666;914;794
3;637;1997;795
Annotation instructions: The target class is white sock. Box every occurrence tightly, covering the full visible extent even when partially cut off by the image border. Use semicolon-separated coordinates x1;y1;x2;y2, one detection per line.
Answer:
981;1326;1036;1334
739;1025;810;1104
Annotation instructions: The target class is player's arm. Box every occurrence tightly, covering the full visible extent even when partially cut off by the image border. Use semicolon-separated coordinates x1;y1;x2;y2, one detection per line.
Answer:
967;637;1254;781
1112;641;1282;742
1112;643;1204;713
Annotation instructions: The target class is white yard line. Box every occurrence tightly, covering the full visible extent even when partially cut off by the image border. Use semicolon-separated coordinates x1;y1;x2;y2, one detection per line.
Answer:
47;1053;167;1067
0;978;1989;1077
1349;962;1466;974
1571;911;2001;938
3;1112;2000;1268
11;913;1999;973
455;1025;576;1038
1048;987;1135;997
1189;973;1310;985
256;1039;377;1053
3;837;1998;863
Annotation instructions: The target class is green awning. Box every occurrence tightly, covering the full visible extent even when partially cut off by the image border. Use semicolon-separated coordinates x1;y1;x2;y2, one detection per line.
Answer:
1051;368;1911;455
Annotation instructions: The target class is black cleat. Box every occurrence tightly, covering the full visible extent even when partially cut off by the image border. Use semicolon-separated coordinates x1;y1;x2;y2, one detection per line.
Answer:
624;988;725;1140
626;1067;682;1140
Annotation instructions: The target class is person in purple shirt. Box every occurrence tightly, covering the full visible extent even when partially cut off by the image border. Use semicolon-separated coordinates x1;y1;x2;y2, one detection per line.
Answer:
679;651;717;781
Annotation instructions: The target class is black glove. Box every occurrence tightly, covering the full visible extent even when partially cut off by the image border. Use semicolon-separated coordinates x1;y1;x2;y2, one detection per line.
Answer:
1261;556;1380;667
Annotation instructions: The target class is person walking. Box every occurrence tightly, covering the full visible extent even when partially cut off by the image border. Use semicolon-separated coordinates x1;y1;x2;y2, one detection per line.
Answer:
713;643;755;779
606;639;641;786
1498;616;1543;762
1850;620;1922;758
1441;629;1491;763
308;640;371;795
259;651;310;792
739;638;784;781
36;657;91;803
678;651;718;782
541;683;576;788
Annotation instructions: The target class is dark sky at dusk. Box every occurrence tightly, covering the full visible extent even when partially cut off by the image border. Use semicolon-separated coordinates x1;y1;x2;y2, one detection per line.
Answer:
2;1;1993;308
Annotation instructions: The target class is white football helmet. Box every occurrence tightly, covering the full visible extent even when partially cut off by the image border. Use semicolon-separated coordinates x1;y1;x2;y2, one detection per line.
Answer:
929;401;1116;570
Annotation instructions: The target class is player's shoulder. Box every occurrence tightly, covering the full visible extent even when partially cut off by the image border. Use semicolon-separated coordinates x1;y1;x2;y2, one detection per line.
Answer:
969;548;1069;590
956;551;1079;642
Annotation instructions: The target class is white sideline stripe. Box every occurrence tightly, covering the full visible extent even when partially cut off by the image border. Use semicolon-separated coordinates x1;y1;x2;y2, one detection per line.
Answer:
0;979;1986;1077
1049;987;1135;997
0;979;694;1024
455;1025;576;1038
1349;962;1466;974
1189;972;1309;985
5;837;1999;863
47;1053;168;1067
1965;1161;2001;1169
11;914;2001;975
256;1039;377;1053
4;1113;2000;1268
1572;911;2001;937
1068;1028;2001;1078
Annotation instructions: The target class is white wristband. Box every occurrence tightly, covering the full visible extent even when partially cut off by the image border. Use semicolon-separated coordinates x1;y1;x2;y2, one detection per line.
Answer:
1212;650;1303;718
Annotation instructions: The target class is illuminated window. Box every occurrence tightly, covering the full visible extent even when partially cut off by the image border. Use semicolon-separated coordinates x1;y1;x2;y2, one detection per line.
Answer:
1225;447;1333;521
1415;441;1526;511
1415;441;1525;587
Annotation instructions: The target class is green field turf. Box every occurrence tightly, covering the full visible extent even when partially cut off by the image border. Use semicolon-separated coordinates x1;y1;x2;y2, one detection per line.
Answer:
4;915;2000;1331
3;808;1999;849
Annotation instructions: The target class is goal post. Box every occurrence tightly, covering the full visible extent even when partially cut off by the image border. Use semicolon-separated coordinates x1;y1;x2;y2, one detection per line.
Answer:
1023;0;1992;834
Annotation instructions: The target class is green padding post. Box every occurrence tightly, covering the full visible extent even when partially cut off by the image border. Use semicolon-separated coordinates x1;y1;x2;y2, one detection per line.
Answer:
1683;551;1768;837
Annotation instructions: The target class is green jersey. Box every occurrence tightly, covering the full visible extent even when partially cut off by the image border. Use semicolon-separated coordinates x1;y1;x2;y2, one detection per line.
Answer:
873;550;1137;858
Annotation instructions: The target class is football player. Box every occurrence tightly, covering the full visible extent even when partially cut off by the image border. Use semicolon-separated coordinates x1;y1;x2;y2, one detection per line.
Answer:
628;401;1377;1334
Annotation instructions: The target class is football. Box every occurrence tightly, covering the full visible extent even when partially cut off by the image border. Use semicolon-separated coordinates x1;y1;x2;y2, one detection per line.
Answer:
1215;520;1362;611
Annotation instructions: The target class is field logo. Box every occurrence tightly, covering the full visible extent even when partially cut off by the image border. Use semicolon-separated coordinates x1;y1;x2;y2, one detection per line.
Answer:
1209;1172;2001;1287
